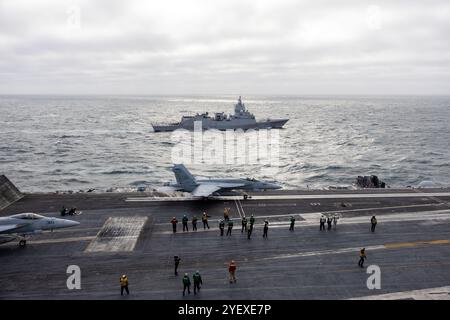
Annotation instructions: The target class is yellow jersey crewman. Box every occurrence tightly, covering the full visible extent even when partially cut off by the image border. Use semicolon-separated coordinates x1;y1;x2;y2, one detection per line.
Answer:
120;274;129;296
358;248;367;268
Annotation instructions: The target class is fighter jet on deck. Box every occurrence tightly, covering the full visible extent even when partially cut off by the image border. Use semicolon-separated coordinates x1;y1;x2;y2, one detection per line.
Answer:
0;213;80;247
160;164;281;197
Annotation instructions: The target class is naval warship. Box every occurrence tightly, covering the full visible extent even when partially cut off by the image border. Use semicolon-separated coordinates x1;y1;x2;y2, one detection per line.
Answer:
151;97;289;132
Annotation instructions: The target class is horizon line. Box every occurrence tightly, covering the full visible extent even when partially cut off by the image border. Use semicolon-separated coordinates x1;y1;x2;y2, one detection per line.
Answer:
1;93;449;97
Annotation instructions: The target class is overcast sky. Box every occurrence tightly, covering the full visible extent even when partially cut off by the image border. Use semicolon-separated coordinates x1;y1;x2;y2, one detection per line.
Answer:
0;0;449;95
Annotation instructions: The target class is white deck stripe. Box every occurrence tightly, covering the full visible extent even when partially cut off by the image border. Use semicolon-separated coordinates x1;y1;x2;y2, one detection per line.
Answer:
126;197;200;202
211;193;450;200
152;203;446;227
237;199;246;217
274;209;450;227
239;203;448;221
234;200;243;218
262;245;386;260
351;286;450;300
85;216;147;253
264;236;450;261
125;192;450;202
199;205;448;225
244;203;298;207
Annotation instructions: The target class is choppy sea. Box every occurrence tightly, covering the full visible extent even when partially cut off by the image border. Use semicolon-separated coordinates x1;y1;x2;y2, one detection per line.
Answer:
0;95;449;192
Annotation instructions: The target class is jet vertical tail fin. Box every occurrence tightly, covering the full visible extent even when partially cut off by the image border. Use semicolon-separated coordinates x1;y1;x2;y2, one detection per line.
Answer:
172;164;198;192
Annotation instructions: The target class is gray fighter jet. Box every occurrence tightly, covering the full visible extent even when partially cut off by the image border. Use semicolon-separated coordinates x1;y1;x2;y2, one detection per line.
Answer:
0;213;80;247
161;164;281;197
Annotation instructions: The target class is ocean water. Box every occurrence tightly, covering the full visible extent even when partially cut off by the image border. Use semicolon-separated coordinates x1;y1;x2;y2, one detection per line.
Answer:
0;95;449;192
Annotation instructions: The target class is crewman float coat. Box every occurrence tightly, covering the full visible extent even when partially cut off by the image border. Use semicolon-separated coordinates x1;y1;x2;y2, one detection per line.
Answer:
120;276;128;287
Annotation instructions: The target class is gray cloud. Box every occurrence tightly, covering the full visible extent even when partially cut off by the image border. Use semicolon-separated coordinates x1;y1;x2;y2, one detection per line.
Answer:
0;0;449;94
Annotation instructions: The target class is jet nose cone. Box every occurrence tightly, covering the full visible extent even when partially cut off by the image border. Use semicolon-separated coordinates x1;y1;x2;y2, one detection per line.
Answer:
60;219;80;228
68;220;80;227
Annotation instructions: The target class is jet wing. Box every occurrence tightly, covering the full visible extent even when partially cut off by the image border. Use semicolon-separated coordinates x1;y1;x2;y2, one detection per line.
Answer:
191;184;222;197
0;224;27;234
191;182;247;197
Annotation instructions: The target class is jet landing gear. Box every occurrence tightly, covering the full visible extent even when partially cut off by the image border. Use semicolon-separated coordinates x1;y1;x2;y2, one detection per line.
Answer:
18;238;27;248
242;193;251;200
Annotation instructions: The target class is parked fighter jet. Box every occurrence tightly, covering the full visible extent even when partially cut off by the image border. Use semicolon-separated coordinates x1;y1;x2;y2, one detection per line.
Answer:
0;213;79;247
160;164;281;197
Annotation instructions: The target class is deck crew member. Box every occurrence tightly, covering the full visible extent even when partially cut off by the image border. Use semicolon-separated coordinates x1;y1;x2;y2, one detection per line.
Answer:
192;216;198;231
249;215;255;228
224;208;230;221
289;216;295;231
228;260;237;283
327;216;332;230
241;216;248;233
320;215;326;231
193;271;203;295
333;214;339;229
182;273;191;296
202;212;210;229
247;224;253;239
174;255;181;276
170;217;178;233
120;274;129;296
263;220;269;238
371;216;377;232
248;215;255;239
219;219;225;236
226;219;234;236
358;248;366;268
182;215;189;232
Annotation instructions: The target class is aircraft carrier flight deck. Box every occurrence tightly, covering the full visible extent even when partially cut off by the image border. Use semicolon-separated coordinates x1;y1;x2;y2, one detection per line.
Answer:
1;186;450;300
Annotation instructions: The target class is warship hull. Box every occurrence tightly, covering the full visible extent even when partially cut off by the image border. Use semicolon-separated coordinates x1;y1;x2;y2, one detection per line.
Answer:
152;118;289;132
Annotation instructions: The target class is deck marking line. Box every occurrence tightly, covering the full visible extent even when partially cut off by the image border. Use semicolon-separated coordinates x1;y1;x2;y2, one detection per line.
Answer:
263;238;450;261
